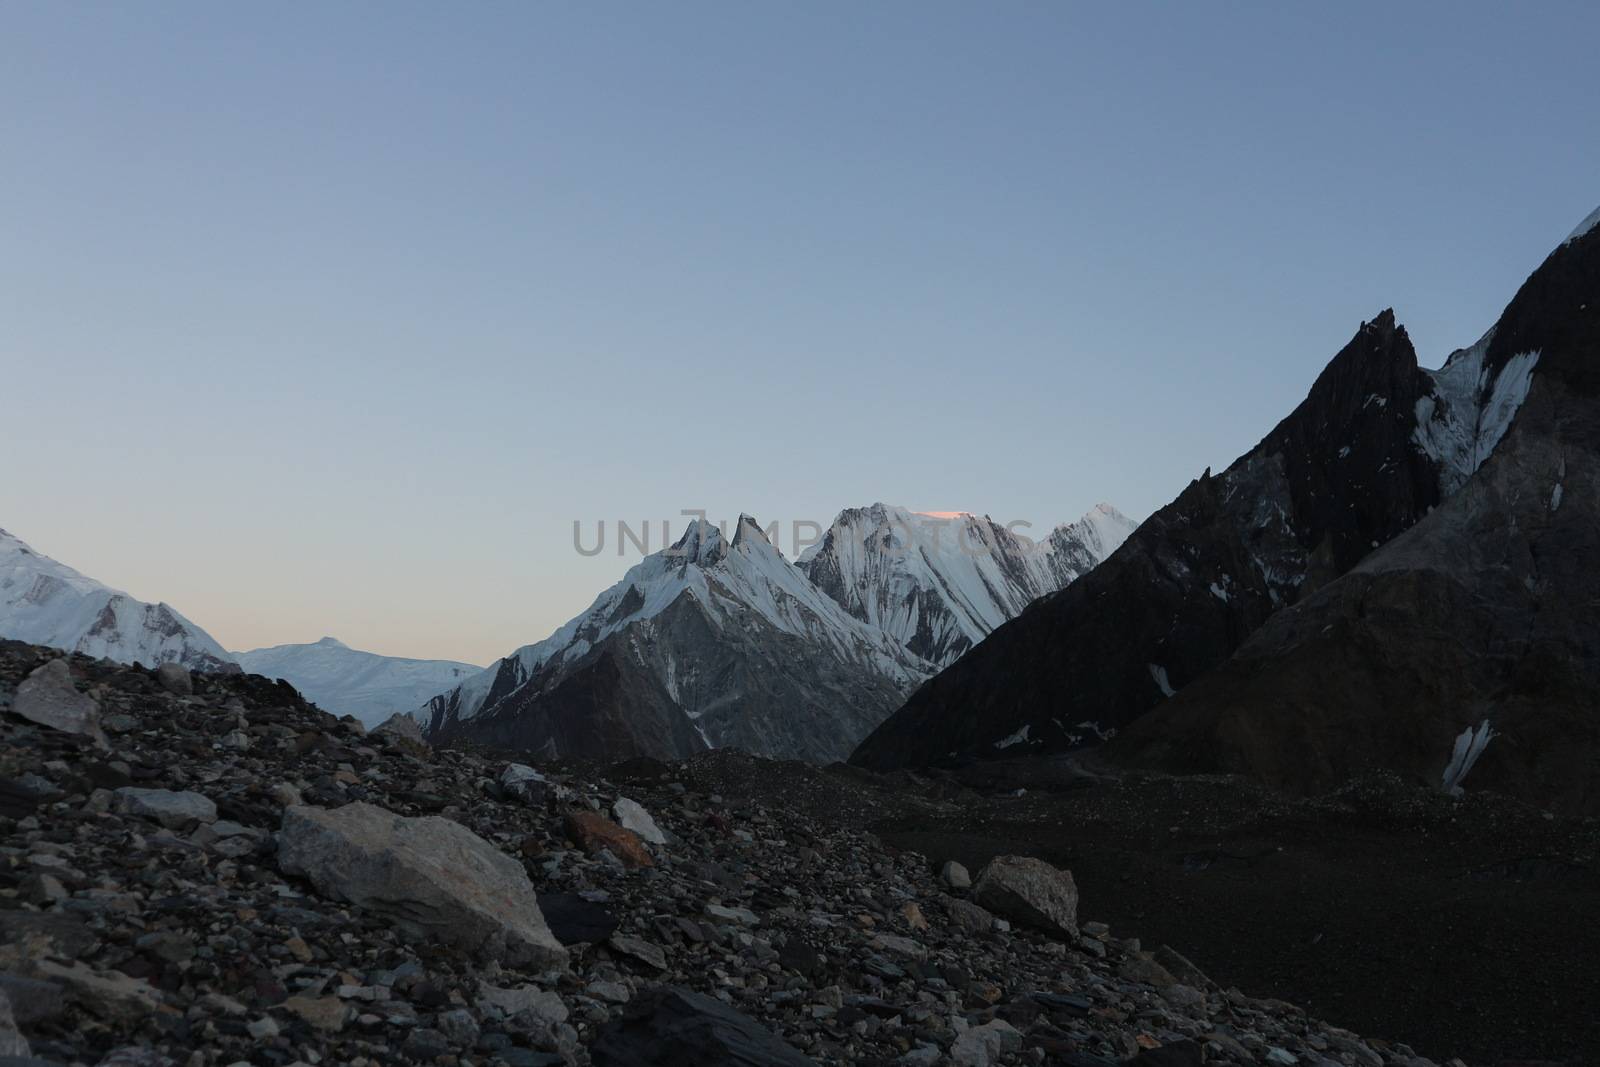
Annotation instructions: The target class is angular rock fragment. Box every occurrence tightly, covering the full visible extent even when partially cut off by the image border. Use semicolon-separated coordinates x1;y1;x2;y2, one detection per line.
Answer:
277;802;567;969
591;985;816;1066
10;659;106;748
972;855;1078;938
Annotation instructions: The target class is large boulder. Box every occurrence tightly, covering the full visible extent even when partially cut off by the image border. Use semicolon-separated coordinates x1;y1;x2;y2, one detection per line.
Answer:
9;659;106;749
972;855;1079;938
590;985;816;1066
277;802;567;970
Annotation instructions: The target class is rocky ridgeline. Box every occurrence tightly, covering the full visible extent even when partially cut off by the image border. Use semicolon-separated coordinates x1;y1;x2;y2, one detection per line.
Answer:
0;640;1446;1067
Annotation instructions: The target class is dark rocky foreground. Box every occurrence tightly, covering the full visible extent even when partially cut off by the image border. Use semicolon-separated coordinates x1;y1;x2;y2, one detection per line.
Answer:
1;644;1591;1066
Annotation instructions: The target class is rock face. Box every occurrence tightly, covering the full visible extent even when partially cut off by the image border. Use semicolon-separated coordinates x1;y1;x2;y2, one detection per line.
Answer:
8;658;106;748
1114;207;1600;813
852;310;1446;769
590;985;817;1067
277;802;569;969
972;856;1079;938
854;207;1597;799
0;528;234;672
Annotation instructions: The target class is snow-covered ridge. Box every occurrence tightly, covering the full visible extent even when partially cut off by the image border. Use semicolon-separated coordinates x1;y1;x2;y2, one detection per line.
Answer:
1412;329;1541;494
1565;204;1600;245
797;503;1136;666
0;527;233;671
234;636;480;728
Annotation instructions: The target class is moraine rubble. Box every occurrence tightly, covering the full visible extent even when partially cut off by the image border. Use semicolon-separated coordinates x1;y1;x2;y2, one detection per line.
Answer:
0;641;1453;1067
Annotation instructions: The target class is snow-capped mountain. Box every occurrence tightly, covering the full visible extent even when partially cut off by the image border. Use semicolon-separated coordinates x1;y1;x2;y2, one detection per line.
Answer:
798;504;1136;666
416;516;936;763
233;637;480;728
854;204;1599;809
0;528;233;671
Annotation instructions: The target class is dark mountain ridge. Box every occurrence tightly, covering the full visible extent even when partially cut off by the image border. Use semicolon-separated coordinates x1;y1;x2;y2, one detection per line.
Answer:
853;207;1600;816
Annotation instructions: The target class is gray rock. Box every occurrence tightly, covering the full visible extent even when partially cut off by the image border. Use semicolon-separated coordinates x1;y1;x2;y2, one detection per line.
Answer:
113;787;217;830
972;855;1079;937
608;933;667;970
950;1019;1023;1067
613;797;667;845
0;988;29;1057
10;659;106;748
0;974;64;1025
591;985;816;1066
278;802;568;970
941;860;971;889
704;903;760;925
947;899;996;935
154;662;192;696
373;713;426;743
500;763;549;804
437;1007;479;1044
479;985;567;1027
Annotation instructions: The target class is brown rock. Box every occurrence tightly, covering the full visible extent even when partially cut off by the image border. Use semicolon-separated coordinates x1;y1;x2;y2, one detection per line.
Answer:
564;810;653;868
282;994;349;1033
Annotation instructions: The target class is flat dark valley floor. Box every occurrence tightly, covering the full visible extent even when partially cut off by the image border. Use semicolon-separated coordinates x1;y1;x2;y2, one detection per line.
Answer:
668;753;1600;1066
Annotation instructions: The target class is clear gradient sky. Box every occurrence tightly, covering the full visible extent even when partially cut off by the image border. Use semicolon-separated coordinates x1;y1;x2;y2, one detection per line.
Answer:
4;2;1598;664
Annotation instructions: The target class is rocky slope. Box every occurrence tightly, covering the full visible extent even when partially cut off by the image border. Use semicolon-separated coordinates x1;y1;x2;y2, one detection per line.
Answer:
0;640;1450;1066
0;529;233;673
852;209;1593;776
416;518;933;764
798;506;1136;667
1112;205;1600;813
234;637;480;728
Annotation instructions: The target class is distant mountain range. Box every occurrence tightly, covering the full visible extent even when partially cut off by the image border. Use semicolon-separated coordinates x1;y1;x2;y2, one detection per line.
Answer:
233;638;480;728
853;204;1600;815
411;504;1134;762
3;502;1133;753
0;530;477;726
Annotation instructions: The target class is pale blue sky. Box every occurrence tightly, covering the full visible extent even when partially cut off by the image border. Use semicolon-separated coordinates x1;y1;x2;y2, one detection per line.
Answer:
4;2;1596;662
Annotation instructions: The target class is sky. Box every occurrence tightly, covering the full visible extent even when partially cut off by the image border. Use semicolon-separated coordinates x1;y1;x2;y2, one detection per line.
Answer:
3;2;1597;664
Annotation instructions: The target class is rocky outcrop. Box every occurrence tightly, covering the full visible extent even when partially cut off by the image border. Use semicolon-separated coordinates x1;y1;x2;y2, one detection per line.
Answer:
855;208;1596;784
1113;209;1600;813
278;802;569;970
854;310;1443;770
